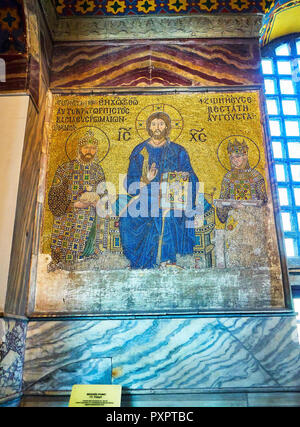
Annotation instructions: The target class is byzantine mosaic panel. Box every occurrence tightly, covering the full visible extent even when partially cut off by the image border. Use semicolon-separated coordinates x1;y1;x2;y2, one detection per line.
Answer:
0;0;26;54
53;0;273;16
30;89;286;314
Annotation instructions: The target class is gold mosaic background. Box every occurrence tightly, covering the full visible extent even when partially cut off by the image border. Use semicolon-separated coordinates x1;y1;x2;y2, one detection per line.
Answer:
42;90;267;254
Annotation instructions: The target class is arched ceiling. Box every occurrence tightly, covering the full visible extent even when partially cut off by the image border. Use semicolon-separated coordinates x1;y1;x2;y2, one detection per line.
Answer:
260;0;300;45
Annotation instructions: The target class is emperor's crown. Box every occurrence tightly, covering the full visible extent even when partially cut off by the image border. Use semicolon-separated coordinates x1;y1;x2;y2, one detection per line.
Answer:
79;130;98;147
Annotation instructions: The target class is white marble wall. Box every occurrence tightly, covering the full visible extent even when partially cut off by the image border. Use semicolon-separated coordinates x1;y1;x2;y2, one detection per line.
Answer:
0;95;29;312
23;315;300;393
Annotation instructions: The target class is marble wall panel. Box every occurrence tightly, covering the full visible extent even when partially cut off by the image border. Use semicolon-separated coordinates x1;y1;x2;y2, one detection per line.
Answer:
51;43;152;88
0;55;28;92
23;316;300;393
3;1;53;316
0;95;30;312
150;41;262;87
0;318;27;399
5;84;47;316
50;39;262;89
24;0;53;90
27;55;40;108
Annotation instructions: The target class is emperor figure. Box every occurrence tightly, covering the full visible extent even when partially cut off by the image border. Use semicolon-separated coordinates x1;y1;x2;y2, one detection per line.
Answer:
48;130;107;271
119;111;199;269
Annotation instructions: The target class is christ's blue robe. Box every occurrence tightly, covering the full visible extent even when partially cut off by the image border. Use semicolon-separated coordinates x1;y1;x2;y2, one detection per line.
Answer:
119;139;198;269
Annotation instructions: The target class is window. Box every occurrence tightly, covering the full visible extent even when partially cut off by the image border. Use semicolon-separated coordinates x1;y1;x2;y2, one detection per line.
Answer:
293;289;300;343
261;38;300;259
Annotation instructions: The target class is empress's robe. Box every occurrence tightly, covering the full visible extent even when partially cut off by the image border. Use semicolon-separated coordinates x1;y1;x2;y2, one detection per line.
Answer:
216;167;268;223
119;139;198;269
216;167;268;268
48;159;106;266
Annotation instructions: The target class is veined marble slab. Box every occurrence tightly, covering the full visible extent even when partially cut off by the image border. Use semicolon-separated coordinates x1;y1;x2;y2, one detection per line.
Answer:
0;318;27;399
23;316;300;392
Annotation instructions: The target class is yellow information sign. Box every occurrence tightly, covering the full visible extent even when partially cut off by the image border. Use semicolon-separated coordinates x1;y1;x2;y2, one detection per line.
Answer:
68;384;122;407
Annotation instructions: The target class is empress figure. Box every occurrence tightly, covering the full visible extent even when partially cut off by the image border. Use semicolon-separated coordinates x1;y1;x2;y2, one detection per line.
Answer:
216;138;267;223
216;138;268;268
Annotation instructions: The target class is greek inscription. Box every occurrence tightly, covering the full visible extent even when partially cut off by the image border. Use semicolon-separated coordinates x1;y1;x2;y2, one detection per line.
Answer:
118;128;132;142
190;128;207;142
206;95;255;122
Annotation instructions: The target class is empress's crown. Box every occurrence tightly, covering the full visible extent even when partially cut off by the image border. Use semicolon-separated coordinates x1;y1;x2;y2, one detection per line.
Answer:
227;138;248;155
